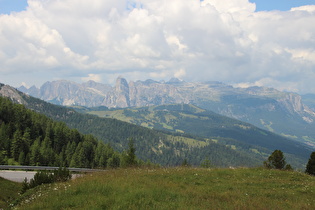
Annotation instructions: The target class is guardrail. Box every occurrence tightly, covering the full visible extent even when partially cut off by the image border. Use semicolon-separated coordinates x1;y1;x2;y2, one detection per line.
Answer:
0;165;104;172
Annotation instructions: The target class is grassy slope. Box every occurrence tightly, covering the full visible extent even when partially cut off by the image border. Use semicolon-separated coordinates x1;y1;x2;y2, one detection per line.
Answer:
16;167;315;209
0;177;21;209
83;104;312;167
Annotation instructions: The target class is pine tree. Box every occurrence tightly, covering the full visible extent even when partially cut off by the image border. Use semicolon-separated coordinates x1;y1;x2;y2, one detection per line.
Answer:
107;152;120;168
11;129;23;161
18;151;25;165
30;138;42;166
0;151;5;165
123;138;137;167
305;152;315;175
264;150;287;170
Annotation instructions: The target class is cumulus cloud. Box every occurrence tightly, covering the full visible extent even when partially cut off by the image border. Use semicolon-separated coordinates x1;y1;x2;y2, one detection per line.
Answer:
0;0;314;93
81;73;102;82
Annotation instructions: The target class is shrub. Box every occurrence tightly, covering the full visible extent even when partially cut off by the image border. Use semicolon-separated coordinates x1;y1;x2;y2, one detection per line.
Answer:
53;167;72;182
21;178;30;194
21;167;72;193
29;171;54;189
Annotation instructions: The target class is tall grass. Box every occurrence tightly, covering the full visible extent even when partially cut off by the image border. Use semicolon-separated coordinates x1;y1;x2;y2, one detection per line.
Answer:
0;177;22;209
16;167;315;209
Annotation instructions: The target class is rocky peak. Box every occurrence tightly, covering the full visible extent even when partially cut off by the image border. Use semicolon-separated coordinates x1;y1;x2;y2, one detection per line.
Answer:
18;85;28;93
0;84;27;105
115;77;129;92
141;79;160;86
83;80;112;95
114;77;130;107
167;78;184;84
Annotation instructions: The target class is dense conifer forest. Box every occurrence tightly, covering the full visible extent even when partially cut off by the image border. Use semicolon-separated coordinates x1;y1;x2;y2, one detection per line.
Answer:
0;96;127;168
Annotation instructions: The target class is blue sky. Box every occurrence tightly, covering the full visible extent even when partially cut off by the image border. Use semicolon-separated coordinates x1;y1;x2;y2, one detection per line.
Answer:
0;0;28;14
0;0;315;14
0;0;315;94
250;0;315;11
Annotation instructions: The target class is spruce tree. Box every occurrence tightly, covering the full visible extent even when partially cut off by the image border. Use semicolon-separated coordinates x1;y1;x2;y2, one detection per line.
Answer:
11;129;23;161
122;138;137;167
107;152;121;168
264;150;287;170
305;152;315;175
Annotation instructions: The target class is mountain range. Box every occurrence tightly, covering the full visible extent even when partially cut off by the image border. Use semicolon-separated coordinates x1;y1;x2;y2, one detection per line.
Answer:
19;77;315;148
1;82;313;168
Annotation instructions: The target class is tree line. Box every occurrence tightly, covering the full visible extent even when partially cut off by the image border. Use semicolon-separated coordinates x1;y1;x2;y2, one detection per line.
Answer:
264;149;315;176
0;96;139;168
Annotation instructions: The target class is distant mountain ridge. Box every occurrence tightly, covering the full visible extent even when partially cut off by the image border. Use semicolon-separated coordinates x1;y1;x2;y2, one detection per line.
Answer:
1;83;313;168
18;77;315;147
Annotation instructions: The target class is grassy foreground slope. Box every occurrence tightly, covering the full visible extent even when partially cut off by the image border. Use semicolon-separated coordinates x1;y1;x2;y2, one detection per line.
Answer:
0;177;21;209
17;167;315;209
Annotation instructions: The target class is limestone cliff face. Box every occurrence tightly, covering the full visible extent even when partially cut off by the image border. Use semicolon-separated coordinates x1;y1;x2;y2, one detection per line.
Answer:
277;93;304;114
129;80;185;107
277;93;315;123
0;84;27;105
17;78;315;125
20;80;111;107
114;77;130;108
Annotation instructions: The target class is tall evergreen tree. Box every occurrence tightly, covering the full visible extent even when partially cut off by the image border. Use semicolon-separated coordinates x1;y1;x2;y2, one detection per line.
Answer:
107;152;121;168
123;138;137;167
0;151;5;165
305;152;315;175
264;150;288;170
30;138;42;166
11;129;23;161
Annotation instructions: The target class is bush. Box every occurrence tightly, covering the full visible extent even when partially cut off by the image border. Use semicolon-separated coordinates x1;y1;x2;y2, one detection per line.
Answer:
200;159;211;168
53;167;72;182
29;171;54;189
21;167;72;193
21;178;30;194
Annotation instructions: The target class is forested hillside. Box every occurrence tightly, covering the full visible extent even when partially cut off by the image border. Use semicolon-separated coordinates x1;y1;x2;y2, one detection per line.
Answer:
22;95;264;167
0;85;267;167
0;96;123;168
80;104;313;166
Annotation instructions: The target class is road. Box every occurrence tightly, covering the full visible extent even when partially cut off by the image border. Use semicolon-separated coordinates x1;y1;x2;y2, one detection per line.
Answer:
0;170;37;182
0;165;103;182
0;165;102;172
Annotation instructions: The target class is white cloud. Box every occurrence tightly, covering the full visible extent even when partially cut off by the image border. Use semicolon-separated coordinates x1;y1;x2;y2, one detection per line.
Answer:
291;5;315;12
0;0;314;94
174;68;186;79
82;74;102;82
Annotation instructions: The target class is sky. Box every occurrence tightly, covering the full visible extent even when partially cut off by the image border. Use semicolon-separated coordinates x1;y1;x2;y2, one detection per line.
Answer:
0;0;315;94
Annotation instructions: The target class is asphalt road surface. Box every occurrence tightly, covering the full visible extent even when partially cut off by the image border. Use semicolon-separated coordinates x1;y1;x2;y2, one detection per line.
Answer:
0;170;37;182
0;165;99;182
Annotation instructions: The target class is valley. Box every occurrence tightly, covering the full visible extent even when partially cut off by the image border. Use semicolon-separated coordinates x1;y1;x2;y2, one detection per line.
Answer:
19;78;315;148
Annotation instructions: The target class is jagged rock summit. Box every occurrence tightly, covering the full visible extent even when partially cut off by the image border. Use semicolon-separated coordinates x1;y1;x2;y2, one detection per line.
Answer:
16;77;315;148
17;77;315;119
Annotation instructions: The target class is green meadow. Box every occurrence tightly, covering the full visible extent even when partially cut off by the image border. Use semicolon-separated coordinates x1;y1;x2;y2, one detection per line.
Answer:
8;167;315;209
